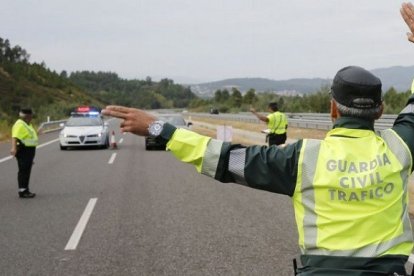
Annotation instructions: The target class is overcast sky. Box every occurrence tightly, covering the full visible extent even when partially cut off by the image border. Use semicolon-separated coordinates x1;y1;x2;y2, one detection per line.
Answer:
2;0;413;83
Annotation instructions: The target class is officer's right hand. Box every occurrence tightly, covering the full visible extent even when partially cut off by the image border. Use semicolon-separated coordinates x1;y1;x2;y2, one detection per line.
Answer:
101;105;157;136
401;2;414;43
10;148;16;157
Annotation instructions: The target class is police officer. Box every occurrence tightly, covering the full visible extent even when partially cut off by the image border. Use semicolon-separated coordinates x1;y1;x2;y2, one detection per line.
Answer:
250;102;288;146
103;66;414;275
102;4;414;275
10;108;38;198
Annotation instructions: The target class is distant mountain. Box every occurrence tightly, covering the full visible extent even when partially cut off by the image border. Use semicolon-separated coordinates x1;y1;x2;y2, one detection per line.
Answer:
190;65;414;97
371;66;414;92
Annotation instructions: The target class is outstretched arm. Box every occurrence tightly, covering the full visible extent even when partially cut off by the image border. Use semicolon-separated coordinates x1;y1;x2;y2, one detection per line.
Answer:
401;2;414;43
250;107;269;123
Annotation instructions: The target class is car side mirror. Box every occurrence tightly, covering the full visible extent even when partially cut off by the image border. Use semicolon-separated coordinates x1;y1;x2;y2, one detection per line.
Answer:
59;123;65;128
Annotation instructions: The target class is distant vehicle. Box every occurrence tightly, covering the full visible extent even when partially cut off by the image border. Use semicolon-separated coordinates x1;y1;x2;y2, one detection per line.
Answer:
59;106;109;150
210;108;219;114
145;114;192;150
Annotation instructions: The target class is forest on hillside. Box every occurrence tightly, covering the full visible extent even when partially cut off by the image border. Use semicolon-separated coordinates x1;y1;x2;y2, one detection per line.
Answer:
0;37;104;131
69;72;197;109
0;37;198;139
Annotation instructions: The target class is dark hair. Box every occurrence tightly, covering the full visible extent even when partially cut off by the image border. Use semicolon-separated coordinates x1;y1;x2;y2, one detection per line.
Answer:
334;99;382;120
268;102;278;111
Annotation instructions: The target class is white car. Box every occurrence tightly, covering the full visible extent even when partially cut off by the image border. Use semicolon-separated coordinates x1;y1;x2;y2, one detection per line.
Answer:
59;116;110;150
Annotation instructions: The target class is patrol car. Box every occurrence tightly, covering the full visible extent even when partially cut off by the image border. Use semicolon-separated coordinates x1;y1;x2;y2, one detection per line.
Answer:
59;106;110;150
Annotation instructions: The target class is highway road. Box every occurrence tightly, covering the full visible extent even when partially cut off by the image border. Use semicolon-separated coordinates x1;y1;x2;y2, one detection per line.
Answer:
0;119;299;276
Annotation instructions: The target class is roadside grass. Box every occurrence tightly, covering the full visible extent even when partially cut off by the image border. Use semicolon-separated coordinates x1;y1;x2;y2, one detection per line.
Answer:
188;116;328;144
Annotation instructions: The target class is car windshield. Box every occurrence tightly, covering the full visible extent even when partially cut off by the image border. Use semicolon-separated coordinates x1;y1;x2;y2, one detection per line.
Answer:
159;115;186;126
66;116;103;127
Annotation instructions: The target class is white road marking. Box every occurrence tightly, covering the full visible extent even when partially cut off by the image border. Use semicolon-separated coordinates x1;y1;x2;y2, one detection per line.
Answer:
0;138;59;163
65;198;98;250
119;138;124;144
108;153;117;164
37;138;60;149
0;156;12;163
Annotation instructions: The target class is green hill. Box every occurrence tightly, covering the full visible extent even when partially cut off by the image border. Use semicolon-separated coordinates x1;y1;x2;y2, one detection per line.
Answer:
0;38;104;140
0;37;199;141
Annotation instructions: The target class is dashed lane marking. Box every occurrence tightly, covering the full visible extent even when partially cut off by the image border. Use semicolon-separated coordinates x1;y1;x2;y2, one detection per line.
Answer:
108;153;117;164
65;198;98;250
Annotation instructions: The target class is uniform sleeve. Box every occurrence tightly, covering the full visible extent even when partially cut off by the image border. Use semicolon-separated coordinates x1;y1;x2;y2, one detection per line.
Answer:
266;114;273;128
392;94;414;172
11;121;23;138
163;123;301;196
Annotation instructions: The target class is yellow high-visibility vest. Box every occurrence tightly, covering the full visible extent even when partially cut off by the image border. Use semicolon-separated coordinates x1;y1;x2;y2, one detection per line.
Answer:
293;127;413;257
267;111;287;134
411;78;414;94
12;119;38;147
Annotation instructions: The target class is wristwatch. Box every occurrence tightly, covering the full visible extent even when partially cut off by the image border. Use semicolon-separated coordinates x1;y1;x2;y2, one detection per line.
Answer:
147;120;165;137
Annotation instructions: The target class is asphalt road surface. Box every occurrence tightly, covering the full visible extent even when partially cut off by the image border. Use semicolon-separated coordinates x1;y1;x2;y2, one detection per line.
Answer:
0;119;299;276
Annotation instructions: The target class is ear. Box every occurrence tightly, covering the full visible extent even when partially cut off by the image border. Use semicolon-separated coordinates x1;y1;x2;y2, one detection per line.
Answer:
374;102;384;120
330;100;339;122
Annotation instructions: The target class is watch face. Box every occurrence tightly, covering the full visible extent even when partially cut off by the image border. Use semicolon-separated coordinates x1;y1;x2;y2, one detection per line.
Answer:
149;121;164;136
153;124;162;132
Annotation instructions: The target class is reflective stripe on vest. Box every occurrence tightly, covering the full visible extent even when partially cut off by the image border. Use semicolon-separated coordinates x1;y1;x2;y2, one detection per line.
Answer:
14;119;38;147
268;112;287;134
293;128;413;257
167;128;223;177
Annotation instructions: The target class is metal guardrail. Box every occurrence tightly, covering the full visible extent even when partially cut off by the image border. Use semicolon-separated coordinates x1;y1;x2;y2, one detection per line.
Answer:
186;112;397;131
38;119;67;133
38;113;398;133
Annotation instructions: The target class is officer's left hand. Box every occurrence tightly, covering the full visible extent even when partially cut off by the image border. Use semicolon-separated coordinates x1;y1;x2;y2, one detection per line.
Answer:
101;105;156;136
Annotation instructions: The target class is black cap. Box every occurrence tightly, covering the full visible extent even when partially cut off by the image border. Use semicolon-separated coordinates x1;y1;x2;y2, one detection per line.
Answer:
20;108;33;115
268;102;278;111
331;66;382;109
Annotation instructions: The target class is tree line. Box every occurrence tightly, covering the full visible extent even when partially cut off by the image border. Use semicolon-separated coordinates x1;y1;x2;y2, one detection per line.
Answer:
192;85;411;115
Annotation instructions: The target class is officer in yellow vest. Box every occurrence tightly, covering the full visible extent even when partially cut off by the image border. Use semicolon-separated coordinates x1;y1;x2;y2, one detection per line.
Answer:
250;102;288;146
103;65;414;275
10;108;38;198
102;3;414;274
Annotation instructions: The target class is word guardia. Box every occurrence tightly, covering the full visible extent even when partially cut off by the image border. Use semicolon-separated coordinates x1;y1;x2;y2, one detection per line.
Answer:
325;153;395;201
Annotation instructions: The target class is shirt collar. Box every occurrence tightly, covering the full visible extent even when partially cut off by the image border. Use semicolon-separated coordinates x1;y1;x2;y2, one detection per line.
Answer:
332;117;375;131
